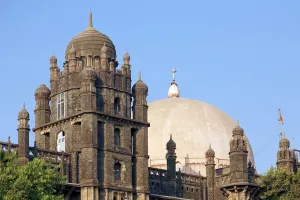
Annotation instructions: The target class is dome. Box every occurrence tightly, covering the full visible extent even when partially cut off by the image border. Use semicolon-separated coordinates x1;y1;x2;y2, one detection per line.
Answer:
65;12;116;59
166;135;176;149
50;54;57;63
35;84;51;97
279;136;290;148
205;145;215;157
132;72;148;94
18;104;29;119
148;97;255;175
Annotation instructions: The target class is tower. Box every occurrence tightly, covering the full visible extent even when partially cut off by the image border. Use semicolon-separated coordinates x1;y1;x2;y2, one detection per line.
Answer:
276;136;294;173
32;12;150;200
205;144;215;200
17;104;30;165
220;125;260;200
229;125;248;183
164;135;177;196
132;72;149;200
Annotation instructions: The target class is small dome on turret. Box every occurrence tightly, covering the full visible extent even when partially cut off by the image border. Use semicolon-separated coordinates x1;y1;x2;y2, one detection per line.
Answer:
80;67;97;80
50;54;57;63
69;44;76;54
205;144;215;157
132;72;148;94
232;125;244;136
101;42;108;53
123;52;130;61
18;104;29;119
35;84;51;97
279;136;290;148
166;134;176;149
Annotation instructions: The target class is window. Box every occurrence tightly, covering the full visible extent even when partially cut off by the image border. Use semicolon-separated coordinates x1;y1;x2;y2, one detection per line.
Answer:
114;162;121;181
57;92;66;120
57;131;65;152
114;128;121;147
114;97;121;114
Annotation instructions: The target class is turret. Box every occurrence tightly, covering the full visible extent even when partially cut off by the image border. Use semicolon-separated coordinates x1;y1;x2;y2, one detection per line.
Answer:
229;125;248;183
277;136;294;173
50;54;59;81
79;67;97;111
132;72;148;122
166;134;177;179
100;43;108;71
17;104;30;165
205;144;215;200
69;44;77;73
34;84;51;127
122;52;131;76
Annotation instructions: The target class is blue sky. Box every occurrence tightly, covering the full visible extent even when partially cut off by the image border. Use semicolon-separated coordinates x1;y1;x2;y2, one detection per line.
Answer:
1;0;300;173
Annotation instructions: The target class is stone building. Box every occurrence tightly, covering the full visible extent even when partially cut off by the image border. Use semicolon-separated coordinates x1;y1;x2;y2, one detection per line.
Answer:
0;12;265;200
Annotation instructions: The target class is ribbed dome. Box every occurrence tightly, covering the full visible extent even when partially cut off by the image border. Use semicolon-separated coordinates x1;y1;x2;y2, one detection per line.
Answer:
18;105;29;119
148;97;255;175
65;12;116;59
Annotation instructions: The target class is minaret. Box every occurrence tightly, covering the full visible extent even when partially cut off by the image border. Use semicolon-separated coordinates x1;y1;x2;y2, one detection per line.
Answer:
34;84;51;149
122;52;131;76
132;72;148;122
164;134;177;196
100;43;108;71
205;144;215;200
166;134;177;179
277;136;294;173
229;125;248;183
132;72;149;199
17;104;30;165
168;69;180;98
50;53;59;92
69;44;77;73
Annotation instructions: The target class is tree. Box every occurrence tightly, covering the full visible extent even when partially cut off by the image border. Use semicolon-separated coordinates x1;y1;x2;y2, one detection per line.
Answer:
0;151;66;200
259;167;300;200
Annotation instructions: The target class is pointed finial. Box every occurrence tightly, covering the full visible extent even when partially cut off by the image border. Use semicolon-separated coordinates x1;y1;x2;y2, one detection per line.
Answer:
8;136;10;143
89;10;93;27
209;143;212;149
52;52;54;56
138;71;141;81
170;134;172;140
172;69;177;81
237;120;239;125
23;103;25;109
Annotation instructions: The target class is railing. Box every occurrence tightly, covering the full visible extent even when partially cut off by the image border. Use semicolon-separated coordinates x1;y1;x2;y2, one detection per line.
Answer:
0;139;70;182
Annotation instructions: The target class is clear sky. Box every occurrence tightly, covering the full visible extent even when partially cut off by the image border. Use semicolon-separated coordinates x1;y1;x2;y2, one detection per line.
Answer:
1;0;300;174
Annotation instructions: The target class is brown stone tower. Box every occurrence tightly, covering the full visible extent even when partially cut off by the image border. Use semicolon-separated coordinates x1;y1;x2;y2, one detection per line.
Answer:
277;136;294;173
164;135;177;196
205;144;215;200
17;105;30;165
33;12;150;200
221;125;260;200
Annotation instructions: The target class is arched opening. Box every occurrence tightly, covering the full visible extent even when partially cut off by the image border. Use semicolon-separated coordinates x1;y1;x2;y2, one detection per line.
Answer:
57;131;65;152
114;162;121;181
114;128;121;147
114;97;121;114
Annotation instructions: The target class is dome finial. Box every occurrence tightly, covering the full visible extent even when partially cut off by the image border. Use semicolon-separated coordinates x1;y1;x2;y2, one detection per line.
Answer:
89;10;93;27
172;68;177;81
23;103;25;109
168;69;180;98
138;71;141;81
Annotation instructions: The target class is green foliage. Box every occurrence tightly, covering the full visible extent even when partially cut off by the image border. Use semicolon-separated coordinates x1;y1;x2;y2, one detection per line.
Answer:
0;151;66;200
259;167;300;200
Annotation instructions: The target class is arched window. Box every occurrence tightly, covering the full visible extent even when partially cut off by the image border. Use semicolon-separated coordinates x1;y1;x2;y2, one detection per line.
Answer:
114;162;121;181
114;128;121;147
57;131;65;152
114;97;121;114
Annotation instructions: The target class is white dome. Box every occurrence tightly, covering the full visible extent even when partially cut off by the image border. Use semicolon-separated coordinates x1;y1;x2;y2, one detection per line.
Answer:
148;97;255;175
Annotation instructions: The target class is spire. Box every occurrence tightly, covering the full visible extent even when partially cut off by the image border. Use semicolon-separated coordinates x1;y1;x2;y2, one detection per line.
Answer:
168;68;180;98
138;71;141;81
23;103;25;109
88;10;93;27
